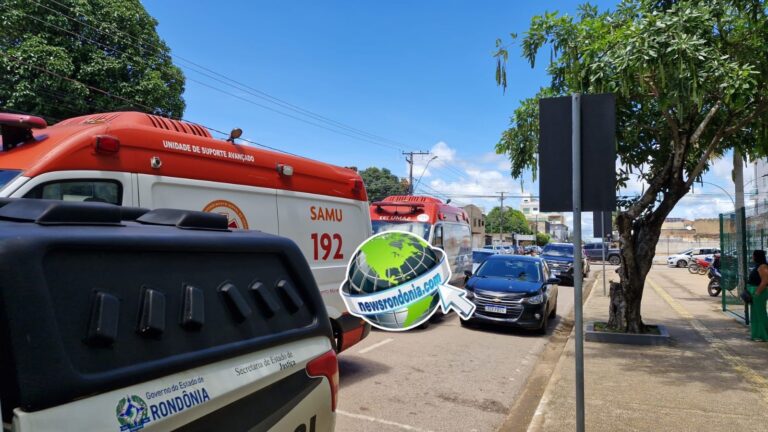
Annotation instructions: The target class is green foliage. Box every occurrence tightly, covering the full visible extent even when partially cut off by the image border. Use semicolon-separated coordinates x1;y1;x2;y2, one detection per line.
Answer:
495;0;768;203
536;232;551;246
0;0;185;122
360;167;408;202
495;0;768;331
485;206;531;235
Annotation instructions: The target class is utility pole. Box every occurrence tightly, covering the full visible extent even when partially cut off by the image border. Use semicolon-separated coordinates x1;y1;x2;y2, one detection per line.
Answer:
498;192;506;245
403;151;431;195
734;149;747;322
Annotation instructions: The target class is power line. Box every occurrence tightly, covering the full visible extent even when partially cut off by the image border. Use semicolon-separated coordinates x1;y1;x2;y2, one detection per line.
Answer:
3;55;297;155
22;0;418;152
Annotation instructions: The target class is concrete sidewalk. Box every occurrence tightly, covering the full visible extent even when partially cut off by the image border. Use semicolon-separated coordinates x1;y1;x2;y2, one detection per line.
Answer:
527;267;768;432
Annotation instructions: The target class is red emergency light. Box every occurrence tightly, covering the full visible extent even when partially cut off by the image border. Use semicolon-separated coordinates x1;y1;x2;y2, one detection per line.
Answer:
0;112;47;151
371;201;425;215
94;135;120;154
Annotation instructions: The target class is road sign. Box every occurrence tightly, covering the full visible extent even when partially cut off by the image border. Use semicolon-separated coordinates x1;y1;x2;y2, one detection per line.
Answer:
539;93;616;432
593;211;612;238
538;94;616;212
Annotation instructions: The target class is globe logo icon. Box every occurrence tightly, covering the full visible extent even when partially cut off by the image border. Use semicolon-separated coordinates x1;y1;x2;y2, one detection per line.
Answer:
342;231;443;330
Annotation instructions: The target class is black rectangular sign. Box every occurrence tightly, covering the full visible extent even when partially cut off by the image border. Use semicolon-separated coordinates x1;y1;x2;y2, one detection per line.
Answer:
538;94;616;212
593;211;612;238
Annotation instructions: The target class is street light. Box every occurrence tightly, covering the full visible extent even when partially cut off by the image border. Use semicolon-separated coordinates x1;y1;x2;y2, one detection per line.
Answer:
695;181;735;206
413;156;438;192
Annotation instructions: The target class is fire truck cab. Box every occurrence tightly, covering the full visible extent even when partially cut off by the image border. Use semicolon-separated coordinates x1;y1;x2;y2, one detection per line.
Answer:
369;195;472;287
0;111;371;352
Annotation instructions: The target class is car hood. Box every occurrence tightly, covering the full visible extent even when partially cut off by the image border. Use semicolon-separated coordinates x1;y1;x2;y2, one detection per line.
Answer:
542;255;573;263
467;277;541;294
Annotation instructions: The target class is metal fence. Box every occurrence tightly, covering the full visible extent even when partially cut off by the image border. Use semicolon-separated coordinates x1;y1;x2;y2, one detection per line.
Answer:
719;206;768;321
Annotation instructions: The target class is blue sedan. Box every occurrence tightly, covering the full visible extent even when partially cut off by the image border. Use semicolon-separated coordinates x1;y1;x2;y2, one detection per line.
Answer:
461;255;559;334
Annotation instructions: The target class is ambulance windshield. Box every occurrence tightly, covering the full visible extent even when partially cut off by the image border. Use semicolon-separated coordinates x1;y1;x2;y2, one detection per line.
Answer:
0;170;21;191
371;221;431;240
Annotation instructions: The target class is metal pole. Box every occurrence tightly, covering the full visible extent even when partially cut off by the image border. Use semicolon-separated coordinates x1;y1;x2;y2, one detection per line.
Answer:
601;211;607;296
408;155;414;195
403;151;430;195
499;192;505;245
571;93;585;432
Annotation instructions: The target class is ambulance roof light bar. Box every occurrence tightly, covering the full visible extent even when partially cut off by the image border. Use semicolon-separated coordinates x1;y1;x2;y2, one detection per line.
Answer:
371;201;425;215
0;112;47;152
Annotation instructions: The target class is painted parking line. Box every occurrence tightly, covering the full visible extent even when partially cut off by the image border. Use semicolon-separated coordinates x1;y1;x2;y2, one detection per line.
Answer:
357;337;394;354
337;410;433;431
648;277;768;404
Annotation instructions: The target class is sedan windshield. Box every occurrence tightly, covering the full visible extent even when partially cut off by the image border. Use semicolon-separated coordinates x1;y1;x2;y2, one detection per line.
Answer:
476;259;541;282
371;221;431;240
0;169;21;191
541;245;573;257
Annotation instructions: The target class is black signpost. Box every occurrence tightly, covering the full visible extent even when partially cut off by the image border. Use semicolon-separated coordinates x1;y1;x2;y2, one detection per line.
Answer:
539;93;616;432
593;211;612;295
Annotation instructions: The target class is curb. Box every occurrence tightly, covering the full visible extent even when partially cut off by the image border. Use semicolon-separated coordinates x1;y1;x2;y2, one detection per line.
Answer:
584;321;671;345
496;272;599;432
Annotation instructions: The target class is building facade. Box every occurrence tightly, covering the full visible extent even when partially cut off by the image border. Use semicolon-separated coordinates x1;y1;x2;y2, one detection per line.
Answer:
550;223;570;242
520;196;565;228
462;204;486;248
753;158;768;214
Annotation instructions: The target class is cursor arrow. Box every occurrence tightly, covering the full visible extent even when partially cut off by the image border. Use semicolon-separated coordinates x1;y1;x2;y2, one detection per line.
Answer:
436;284;476;320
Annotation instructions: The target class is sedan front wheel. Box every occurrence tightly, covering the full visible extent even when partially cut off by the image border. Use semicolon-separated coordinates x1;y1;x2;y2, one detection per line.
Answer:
537;308;549;335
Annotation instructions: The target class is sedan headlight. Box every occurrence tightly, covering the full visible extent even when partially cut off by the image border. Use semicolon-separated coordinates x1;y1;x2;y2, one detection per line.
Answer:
524;293;544;304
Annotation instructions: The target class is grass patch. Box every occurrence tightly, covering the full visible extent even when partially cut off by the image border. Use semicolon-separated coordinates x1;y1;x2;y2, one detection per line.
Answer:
593;321;662;335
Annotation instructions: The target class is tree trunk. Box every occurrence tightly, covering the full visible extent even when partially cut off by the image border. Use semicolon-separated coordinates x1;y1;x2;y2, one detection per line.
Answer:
609;210;666;333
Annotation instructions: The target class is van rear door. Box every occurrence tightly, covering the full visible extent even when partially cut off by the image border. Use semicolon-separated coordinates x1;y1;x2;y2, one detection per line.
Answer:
276;190;371;319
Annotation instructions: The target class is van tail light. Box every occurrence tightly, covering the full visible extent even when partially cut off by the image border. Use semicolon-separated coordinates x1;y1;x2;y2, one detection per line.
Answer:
350;178;368;202
94;135;120;153
306;349;339;411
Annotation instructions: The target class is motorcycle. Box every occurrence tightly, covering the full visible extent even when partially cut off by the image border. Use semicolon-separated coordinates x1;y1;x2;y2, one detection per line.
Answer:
689;256;712;275
707;266;721;297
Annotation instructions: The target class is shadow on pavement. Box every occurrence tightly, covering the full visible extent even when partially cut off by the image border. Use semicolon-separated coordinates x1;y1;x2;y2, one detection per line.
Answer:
338;357;392;387
584;315;761;395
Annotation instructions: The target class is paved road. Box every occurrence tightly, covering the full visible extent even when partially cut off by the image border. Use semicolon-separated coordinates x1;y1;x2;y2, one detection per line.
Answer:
335;269;600;432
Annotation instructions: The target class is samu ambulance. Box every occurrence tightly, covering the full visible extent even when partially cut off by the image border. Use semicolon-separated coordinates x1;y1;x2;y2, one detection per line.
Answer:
369;195;472;287
0;111;371;352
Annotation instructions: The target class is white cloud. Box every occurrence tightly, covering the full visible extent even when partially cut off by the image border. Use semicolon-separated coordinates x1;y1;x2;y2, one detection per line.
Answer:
668;193;733;220
407;141;457;181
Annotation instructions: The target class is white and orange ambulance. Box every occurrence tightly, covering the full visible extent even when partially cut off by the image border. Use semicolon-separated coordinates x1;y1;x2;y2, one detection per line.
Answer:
369;195;472;287
0;111;371;352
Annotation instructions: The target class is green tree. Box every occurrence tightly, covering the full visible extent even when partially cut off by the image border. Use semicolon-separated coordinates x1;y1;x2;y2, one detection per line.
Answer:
360;167;408;202
0;0;185;122
536;232;551;246
494;1;768;332
485;207;531;235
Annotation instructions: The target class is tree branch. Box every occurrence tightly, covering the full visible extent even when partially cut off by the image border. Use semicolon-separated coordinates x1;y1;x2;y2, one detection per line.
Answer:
685;98;768;189
690;101;721;145
684;124;726;189
724;98;768;136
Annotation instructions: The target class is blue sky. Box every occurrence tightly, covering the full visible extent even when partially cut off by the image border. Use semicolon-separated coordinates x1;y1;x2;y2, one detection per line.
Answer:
142;0;750;237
